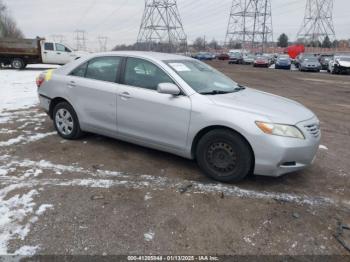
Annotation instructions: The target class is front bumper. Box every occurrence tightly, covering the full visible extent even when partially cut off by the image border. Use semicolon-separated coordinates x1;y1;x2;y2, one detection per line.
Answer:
253;117;321;177
276;64;291;69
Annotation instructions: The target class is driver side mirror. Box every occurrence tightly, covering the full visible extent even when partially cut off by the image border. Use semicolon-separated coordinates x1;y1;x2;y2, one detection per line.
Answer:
157;83;181;95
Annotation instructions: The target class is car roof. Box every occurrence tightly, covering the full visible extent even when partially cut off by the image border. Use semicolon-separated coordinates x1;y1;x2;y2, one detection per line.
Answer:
54;51;194;76
91;51;192;61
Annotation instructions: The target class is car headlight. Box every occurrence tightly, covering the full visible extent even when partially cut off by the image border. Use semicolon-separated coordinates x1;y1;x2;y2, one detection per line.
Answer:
256;122;305;139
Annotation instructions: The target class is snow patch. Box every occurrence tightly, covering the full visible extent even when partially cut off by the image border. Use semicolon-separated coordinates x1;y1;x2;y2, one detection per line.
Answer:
0;68;56;113
35;204;53;216
144;192;152;201
144;231;155;242
319;145;328;150
0;132;56;147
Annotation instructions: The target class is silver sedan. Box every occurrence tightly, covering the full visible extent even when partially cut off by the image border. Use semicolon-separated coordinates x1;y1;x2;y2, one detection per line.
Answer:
37;51;321;182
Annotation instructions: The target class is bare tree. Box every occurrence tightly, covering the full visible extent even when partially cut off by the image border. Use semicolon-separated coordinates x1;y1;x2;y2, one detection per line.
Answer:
0;0;23;38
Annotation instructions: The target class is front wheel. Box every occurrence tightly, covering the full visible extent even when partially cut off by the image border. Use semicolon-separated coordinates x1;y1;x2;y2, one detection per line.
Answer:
53;102;83;140
196;129;253;183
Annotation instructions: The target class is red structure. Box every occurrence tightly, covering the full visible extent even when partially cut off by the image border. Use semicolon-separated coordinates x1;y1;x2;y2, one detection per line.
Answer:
285;45;305;59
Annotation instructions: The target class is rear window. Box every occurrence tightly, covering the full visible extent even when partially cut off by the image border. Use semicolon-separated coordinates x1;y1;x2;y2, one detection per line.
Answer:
70;62;87;77
44;43;54;51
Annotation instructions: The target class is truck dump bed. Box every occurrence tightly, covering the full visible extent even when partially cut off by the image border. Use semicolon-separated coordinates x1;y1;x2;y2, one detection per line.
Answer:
0;38;41;56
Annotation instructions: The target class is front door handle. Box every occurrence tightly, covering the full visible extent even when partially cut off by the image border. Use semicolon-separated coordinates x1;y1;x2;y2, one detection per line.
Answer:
120;92;131;100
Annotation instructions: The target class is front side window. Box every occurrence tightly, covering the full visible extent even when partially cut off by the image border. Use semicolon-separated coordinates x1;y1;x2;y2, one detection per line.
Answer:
44;43;54;51
124;58;174;90
165;60;240;94
85;56;122;82
56;43;71;52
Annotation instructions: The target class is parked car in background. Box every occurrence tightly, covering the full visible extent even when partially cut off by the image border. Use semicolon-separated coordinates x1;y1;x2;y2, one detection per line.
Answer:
217;53;230;60
253;56;270;68
37;51;321;183
0;37;85;69
243;54;255;64
275;55;292;70
319;54;334;70
194;52;213;61
263;53;275;65
328;56;350;74
299;57;321;72
228;51;243;64
295;53;316;68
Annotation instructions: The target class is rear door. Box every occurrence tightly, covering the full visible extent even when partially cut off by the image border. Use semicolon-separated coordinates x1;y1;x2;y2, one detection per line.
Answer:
42;42;57;64
66;56;123;134
116;57;191;151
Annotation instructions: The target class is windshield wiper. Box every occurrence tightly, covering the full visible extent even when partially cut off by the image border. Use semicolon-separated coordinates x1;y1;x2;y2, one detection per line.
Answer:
199;90;234;95
235;85;246;91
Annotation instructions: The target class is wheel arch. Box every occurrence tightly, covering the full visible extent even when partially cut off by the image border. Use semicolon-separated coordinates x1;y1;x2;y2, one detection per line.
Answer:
49;97;74;119
190;125;255;171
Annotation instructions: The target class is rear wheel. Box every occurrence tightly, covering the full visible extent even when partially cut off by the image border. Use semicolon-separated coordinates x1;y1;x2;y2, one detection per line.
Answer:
11;58;25;70
196;129;253;183
53;102;83;140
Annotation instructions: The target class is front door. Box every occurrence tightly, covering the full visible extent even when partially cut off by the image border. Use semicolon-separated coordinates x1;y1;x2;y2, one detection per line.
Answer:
116;57;191;151
55;43;73;64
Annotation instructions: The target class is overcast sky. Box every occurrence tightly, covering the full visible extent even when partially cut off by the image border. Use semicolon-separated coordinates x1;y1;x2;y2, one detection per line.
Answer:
3;0;350;50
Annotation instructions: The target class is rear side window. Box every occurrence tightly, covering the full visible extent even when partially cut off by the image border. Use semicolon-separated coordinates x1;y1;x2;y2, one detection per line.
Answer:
85;57;122;82
44;43;54;51
70;62;87;77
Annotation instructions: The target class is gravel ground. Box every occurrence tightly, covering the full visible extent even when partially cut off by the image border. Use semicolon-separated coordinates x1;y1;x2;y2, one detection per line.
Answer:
0;62;349;257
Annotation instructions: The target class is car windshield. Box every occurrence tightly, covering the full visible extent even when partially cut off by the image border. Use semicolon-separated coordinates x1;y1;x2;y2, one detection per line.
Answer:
165;60;240;94
304;57;318;62
230;52;241;57
278;55;289;60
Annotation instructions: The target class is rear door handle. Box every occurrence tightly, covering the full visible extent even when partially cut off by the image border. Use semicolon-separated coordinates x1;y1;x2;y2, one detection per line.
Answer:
119;92;131;100
67;81;76;88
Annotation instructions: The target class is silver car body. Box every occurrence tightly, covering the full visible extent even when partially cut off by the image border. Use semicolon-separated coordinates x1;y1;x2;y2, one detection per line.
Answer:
38;51;321;177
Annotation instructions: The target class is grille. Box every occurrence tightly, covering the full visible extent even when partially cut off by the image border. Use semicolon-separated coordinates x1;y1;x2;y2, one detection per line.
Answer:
305;123;321;138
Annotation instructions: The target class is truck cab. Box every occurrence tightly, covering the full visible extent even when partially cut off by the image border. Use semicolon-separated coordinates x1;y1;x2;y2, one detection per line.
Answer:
41;42;81;65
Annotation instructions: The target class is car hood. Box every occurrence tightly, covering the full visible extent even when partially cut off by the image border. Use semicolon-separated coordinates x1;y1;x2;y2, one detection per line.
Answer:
302;61;320;66
207;88;314;124
339;61;350;67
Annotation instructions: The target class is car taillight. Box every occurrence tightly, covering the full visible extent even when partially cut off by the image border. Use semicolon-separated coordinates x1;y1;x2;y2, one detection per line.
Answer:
36;73;45;88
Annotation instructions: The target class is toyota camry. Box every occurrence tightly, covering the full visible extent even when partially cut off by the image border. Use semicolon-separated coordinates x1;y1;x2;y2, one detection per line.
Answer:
37;51;321;183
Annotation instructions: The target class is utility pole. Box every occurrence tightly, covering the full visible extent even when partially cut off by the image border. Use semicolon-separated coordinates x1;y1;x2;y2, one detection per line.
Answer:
137;0;187;53
74;30;87;51
98;36;108;52
225;0;273;51
297;0;336;45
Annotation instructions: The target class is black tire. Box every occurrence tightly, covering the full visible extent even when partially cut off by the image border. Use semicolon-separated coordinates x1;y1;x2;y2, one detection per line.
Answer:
196;129;253;183
53;102;83;140
11;58;25;70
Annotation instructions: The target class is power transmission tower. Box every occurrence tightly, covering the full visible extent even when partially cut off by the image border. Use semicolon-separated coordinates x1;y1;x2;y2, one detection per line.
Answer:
51;34;65;43
225;0;273;51
137;0;187;53
297;0;336;45
74;30;87;51
98;36;108;52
